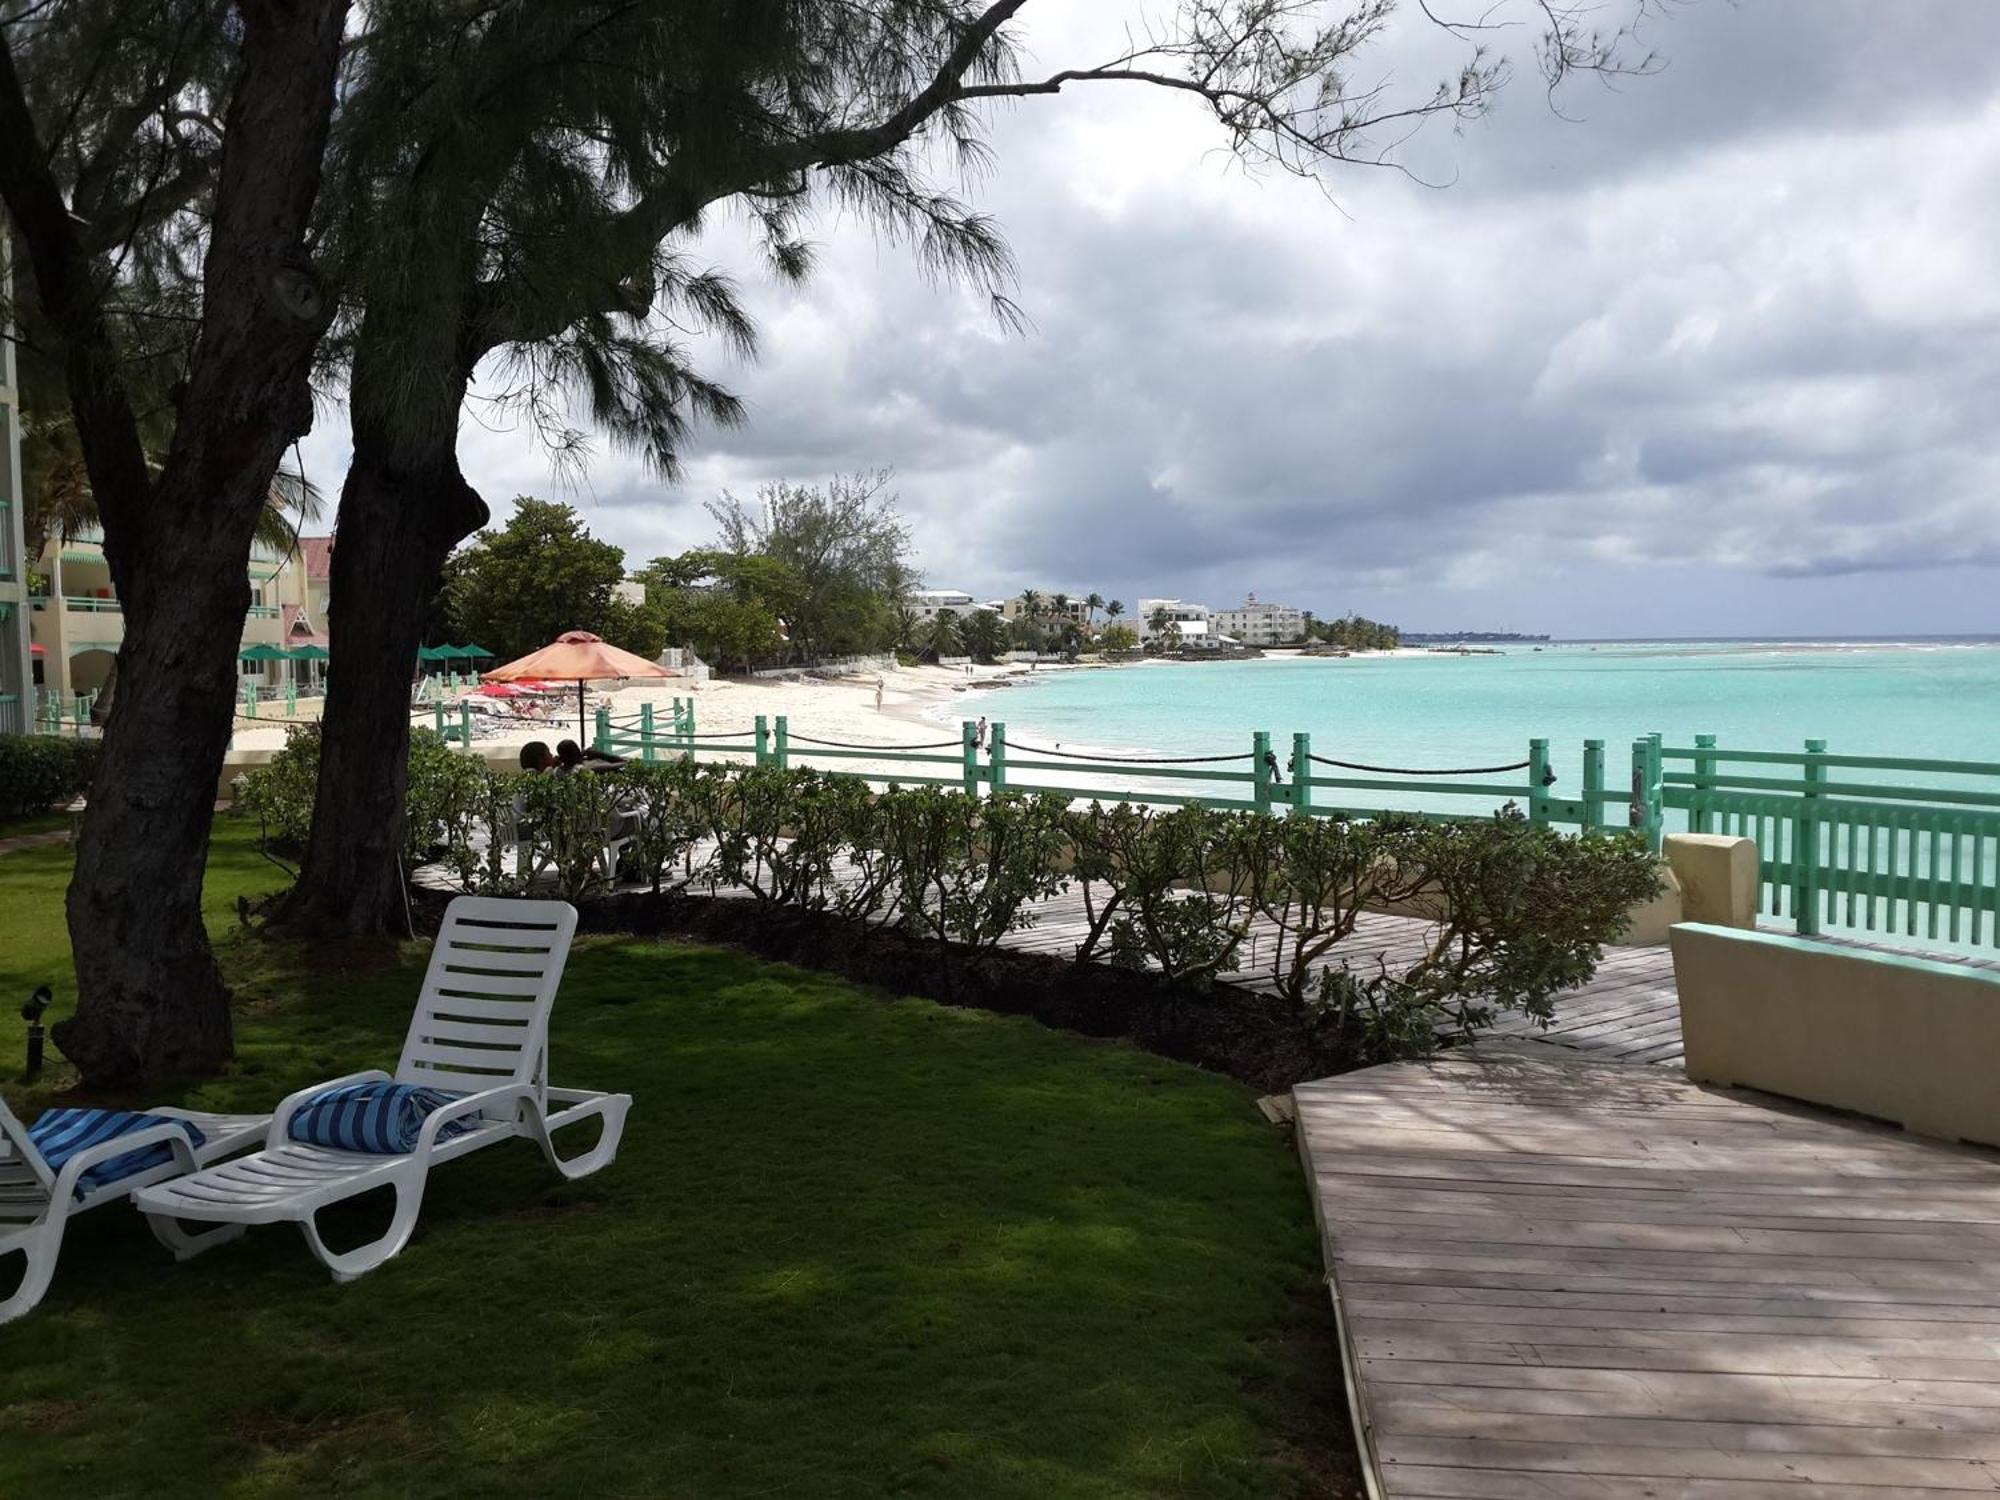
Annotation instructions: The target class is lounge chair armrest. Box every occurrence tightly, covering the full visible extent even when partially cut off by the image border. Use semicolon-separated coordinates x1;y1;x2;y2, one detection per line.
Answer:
49;1120;200;1202
415;1083;533;1151
267;1069;393;1149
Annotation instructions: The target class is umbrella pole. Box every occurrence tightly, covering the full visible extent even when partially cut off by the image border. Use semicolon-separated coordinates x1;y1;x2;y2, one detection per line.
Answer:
578;681;587;744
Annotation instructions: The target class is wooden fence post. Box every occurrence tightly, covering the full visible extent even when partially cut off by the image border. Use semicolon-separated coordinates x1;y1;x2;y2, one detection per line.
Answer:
1797;737;1826;936
989;723;1009;792
962;720;981;796
753;714;770;767
640;702;656;762
1252;731;1274;814
1290;732;1312;817
1692;733;1717;833
773;715;790;771
459;703;472;746
1582;739;1604;834
595;704;613;753
1528;739;1552;826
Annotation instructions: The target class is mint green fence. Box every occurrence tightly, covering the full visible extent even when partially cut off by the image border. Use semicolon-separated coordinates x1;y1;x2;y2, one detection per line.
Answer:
595;708;1607;827
593;707;2000;952
1655;736;2000;947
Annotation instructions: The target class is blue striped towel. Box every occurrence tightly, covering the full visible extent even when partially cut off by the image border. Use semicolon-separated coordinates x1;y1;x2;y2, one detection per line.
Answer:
286;1082;469;1154
29;1109;206;1199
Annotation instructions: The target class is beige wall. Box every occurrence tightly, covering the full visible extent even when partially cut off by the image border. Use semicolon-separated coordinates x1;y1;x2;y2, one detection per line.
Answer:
1672;922;2000;1150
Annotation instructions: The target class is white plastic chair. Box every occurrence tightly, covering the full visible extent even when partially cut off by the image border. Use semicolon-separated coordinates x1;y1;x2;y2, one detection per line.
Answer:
133;897;630;1283
2;1099;268;1326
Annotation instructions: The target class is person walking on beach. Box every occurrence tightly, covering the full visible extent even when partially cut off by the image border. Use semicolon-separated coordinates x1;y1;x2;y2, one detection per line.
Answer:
976;715;988;749
875;676;884;710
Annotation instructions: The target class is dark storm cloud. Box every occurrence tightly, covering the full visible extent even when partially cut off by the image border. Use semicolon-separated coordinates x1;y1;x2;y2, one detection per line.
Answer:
353;0;2000;637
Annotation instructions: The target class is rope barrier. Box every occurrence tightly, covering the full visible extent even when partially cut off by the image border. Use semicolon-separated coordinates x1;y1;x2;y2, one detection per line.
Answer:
1005;740;1254;766
1307;753;1536;777
789;733;965;752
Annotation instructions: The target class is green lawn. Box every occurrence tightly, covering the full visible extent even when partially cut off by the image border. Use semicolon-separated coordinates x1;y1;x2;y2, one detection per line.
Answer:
1;822;1350;1499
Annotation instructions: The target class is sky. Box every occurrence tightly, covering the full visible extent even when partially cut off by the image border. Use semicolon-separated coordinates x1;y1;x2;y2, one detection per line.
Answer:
300;0;2000;639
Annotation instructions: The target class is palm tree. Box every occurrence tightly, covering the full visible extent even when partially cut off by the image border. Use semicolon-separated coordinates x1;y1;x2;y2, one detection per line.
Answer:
892;604;923;654
1148;607;1170;640
1017;588;1043;621
961;608;1006;663
1085;591;1104;631
1105;599;1124;625
1051;591;1072;625
924;608;962;661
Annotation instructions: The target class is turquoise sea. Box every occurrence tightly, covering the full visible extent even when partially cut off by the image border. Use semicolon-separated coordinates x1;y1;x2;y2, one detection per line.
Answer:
961;639;2000;815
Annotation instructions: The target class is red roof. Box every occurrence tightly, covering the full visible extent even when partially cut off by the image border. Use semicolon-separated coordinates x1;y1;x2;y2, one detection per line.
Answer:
299;535;335;582
281;603;328;648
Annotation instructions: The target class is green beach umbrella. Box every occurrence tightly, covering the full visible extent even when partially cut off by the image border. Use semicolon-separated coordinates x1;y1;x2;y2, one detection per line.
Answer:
458;642;494;659
287;644;330;661
417;644;450;662
238;643;285;662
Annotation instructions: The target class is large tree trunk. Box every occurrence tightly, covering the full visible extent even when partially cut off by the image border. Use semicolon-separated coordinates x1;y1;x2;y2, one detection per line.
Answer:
57;512;264;1076
279;388;486;938
1;0;350;1084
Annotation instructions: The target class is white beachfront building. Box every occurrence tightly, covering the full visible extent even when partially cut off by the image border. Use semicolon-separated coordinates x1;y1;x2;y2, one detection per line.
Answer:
1211;594;1307;646
1135;597;1211;642
911;588;1005;619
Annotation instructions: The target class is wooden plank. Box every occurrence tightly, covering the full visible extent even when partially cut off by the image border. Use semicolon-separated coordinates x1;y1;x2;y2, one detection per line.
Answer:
1294;1050;2000;1498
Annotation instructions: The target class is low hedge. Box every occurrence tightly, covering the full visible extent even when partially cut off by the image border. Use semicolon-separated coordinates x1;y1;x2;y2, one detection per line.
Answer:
0;734;99;821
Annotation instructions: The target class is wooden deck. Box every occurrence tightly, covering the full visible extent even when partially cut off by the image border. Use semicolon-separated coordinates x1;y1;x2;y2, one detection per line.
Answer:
1295;1047;2000;1499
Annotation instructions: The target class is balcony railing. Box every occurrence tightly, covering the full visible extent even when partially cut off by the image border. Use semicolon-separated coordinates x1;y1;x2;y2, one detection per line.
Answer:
62;595;123;613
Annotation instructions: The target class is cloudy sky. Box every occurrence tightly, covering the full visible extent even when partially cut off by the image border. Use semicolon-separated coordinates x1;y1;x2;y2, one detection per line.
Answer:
305;0;2000;638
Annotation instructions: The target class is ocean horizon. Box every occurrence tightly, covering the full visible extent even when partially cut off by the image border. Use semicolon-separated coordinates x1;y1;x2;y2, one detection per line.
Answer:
934;637;2000;811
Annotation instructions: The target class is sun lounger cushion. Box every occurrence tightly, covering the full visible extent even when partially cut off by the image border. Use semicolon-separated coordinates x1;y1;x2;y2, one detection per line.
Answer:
285;1081;469;1155
29;1109;206;1198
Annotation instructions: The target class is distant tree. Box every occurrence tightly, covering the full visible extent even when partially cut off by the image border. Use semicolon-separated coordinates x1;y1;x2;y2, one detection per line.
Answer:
1085;591;1105;630
1099;623;1139;654
961;608;1007;663
923;609;963;661
892;604;923;655
1148;607;1171;639
706;471;912;664
1051;591;1072;623
1105;600;1125;625
1007;615;1049;653
638;548;802;673
454;499;630;660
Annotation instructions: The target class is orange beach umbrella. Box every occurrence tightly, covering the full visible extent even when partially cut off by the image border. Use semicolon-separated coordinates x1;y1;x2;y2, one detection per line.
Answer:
484;630;675;741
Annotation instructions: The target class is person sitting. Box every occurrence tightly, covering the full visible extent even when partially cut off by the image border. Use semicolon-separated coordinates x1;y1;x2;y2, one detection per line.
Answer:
519;741;556;773
556;738;625;772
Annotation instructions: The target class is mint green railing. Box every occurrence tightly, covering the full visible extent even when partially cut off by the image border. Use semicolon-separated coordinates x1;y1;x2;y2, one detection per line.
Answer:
595;707;1578;826
591;708;2000;953
1657;737;2000;947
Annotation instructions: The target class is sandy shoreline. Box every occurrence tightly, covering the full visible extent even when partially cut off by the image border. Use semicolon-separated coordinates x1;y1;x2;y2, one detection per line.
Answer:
226;648;1413;769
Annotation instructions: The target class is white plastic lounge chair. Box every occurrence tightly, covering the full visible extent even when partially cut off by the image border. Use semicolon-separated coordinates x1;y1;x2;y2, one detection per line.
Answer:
2;1099;268;1326
133;896;630;1283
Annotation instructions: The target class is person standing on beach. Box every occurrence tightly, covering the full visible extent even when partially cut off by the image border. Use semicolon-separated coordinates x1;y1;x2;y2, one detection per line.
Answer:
875;677;884;710
977;715;988;749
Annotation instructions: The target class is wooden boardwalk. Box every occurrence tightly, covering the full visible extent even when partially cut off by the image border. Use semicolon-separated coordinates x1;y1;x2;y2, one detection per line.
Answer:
1295;1047;2000;1499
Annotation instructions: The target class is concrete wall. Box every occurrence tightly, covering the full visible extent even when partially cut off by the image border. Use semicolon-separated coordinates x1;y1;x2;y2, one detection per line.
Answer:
1672;922;2000;1149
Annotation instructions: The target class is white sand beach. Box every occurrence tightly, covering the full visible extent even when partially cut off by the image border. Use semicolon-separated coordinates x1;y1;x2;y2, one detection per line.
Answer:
228;659;1056;765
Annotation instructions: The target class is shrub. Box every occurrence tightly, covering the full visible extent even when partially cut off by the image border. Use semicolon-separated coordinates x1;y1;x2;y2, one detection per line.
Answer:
615;761;709;894
1281;813;1662;1064
0;734;99;820
516;768;628;904
879;787;1068;955
1068;803;1261;984
234;724;320;853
